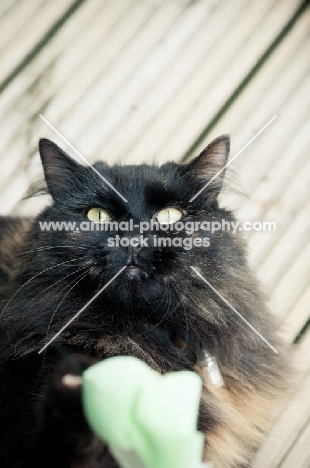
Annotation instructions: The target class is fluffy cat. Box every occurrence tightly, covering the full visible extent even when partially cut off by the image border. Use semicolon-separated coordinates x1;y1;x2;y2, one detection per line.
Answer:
0;137;288;467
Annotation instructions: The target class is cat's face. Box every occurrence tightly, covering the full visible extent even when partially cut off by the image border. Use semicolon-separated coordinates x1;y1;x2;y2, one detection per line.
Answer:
36;138;230;322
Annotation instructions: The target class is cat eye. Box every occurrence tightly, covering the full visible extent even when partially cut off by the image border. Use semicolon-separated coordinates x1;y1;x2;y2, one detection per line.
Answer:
156;207;183;224
86;207;111;224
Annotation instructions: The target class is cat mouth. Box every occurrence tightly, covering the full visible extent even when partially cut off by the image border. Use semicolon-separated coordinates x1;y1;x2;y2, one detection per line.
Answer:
125;265;149;280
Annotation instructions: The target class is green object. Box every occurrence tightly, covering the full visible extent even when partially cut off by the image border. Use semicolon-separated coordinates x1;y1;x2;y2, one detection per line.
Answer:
82;356;207;468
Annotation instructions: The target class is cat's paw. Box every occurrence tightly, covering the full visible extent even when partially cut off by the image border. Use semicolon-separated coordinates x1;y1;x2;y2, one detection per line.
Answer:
32;356;117;467
43;354;97;432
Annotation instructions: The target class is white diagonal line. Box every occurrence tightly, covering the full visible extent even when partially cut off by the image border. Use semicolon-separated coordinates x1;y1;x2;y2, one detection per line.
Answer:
189;115;277;202
38;266;127;354
39;114;128;203
190;266;278;353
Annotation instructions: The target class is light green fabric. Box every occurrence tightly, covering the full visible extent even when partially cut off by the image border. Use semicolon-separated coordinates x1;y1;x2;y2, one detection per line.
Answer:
82;356;205;468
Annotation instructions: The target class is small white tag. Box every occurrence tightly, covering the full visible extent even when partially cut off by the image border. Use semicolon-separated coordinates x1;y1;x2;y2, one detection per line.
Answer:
197;350;224;389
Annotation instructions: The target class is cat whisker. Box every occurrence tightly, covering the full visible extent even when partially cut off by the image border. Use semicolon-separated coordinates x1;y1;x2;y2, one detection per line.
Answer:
149;280;174;332
42;267;92;357
0;258;81;319
139;278;173;337
96;277;104;292
40;267;92;371
144;284;168;315
14;246;88;257
159;277;190;336
170;278;191;345
34;264;89;304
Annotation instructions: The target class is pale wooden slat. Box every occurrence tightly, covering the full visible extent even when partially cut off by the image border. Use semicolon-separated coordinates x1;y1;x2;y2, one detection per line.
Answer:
207;8;310;217
207;6;310;159
280;283;310;343
243;116;310;277
0;0;74;82
279;417;310;468
257;198;310;310
143;0;302;162
0;0;121;181
0;0;158;162
224;59;310;214
48;1;154;122
252;131;310;304
244;118;310;269
98;0;279;161
0;0;20;20
102;0;249;164
247;121;310;297
0;0;46;56
270;241;310;321
60;0;218;159
0;0;106;116
253;332;310;467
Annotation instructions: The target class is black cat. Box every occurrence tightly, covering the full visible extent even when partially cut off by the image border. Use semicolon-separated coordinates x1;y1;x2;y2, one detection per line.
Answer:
0;137;288;467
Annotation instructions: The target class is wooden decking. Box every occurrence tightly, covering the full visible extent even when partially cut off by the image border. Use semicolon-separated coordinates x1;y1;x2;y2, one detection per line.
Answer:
0;0;310;466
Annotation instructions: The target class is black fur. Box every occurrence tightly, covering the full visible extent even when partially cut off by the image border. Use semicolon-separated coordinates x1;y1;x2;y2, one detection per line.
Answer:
0;138;288;467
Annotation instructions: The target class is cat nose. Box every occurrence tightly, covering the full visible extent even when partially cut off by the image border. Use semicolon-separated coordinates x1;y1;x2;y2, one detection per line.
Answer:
125;243;142;266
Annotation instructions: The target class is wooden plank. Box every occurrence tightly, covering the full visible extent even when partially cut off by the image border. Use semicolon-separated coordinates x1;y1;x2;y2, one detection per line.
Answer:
0;0;74;83
244;118;310;269
60;0;217;159
207;5;310;160
0;0;46;56
0;0;21;20
271;241;310;322
281;283;310;343
253;331;310;467
254;161;310;289
0;0;159;165
0;0;106;115
207;8;310;223
101;0;280;161
143;0;301;162
43;0;141;121
229;63;310;214
279;417;310;468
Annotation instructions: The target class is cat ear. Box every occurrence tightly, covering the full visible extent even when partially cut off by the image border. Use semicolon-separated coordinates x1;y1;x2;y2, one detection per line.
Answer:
39;139;82;200
186;135;230;201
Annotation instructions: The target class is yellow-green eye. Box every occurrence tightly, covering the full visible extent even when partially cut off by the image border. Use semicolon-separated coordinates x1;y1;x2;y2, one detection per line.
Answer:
156;207;183;224
87;207;111;224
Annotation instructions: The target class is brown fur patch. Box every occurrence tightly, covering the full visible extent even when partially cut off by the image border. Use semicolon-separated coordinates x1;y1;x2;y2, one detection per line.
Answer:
0;217;33;281
195;365;286;467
